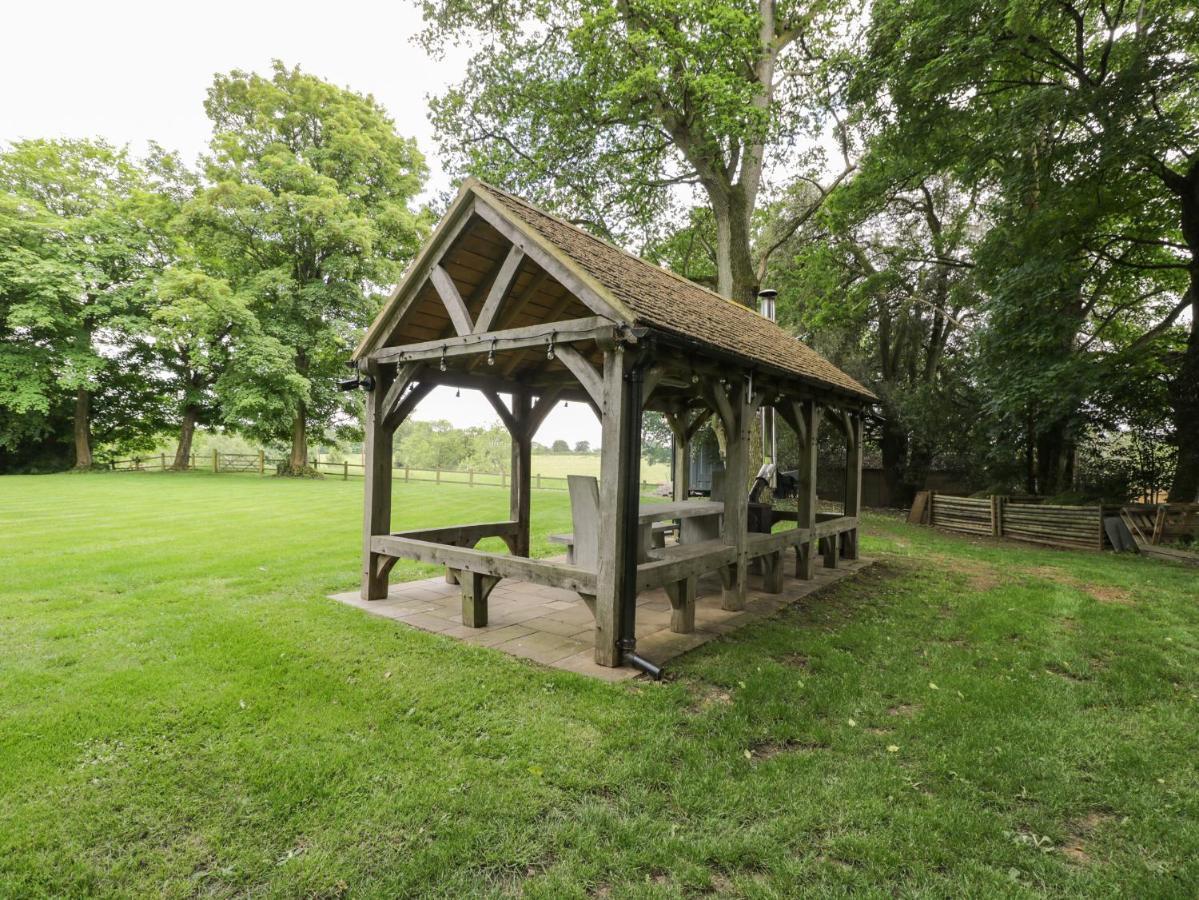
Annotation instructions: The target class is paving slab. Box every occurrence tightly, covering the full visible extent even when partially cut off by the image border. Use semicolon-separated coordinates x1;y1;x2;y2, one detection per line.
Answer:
329;557;874;680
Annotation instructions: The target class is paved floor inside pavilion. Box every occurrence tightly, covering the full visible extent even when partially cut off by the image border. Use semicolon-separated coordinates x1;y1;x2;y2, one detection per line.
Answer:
329;557;873;681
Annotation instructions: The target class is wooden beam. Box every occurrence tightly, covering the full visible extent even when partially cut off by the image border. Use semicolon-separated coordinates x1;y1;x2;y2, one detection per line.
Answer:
474;197;631;324
362;364;395;600
388;381;434;431
843;412;863;559
796;399;820;579
392;521;520;547
701;380;737;432
510;388;532;556
554;344;603;406
684;408;712;441
355;195;476;359
641;365;666;406
473;245;525;333
719;377;752;611
430;264;474;336
481;389;517;435
379;363;418;429
371;535;597;593
594;348;636;667
525;387;563;439
418;369;593;406
372;316;616;365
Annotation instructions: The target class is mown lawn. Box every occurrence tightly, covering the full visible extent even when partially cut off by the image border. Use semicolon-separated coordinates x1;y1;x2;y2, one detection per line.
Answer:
1;472;1197;897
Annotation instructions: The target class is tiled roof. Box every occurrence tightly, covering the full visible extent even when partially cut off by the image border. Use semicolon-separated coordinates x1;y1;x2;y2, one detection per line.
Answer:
473;182;876;401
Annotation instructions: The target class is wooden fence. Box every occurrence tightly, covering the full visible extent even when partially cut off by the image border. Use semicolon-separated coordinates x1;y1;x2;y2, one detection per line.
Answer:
921;492;1110;551
103;451;662;495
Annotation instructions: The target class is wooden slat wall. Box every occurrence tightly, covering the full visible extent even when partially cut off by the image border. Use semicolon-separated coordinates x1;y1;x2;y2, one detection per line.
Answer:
1002;502;1103;551
929;494;1106;551
929;495;991;535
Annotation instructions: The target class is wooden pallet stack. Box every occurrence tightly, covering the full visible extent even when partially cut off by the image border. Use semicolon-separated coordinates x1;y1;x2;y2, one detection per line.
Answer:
1120;504;1199;566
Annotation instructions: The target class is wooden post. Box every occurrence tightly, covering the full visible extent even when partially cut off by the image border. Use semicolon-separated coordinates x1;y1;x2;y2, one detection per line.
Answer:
990;495;1002;538
160;452;166;470
190;453;195;470
361;365;395;601
797;399;820;579
537;472;542;490
457;570;500;627
469;468;474;487
593;347;636;667
212;448;219;473
435;466;441;484
343;460;349;481
843;412;863;559
719;379;752;611
404;465;410;482
665;414;689;502
510;388;532;557
259;449;265;475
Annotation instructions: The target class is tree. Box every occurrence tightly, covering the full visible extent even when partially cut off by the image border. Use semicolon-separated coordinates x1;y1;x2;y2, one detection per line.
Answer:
550;439;570;453
574;440;591;453
418;0;862;305
151;268;303;468
0;191;77;470
0;139;169;468
183;62;428;472
864;0;1199;497
769;168;982;503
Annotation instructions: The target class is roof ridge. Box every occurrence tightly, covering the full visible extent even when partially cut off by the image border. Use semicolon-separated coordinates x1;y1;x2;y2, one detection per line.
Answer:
470;179;774;322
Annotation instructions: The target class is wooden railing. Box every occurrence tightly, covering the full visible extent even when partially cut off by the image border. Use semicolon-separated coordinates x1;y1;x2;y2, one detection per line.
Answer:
102;451;662;495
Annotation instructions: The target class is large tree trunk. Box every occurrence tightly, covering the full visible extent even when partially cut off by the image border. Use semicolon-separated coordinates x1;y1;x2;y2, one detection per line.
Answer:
73;387;93;469
1035;422;1072;496
1168;280;1199;501
1163;161;1199;501
878;414;910;508
712;185;759;306
173;405;198;469
289;402;308;471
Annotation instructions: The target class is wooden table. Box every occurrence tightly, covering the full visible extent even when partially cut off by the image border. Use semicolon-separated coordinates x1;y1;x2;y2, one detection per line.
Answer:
636;501;723;561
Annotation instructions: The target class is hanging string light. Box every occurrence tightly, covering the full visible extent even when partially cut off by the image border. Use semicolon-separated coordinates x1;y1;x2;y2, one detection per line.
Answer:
487;339;496;367
546;332;556;360
439;346;448;372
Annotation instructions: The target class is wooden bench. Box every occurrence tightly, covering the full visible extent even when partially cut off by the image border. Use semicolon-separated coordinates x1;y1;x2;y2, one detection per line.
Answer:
550;521;676;564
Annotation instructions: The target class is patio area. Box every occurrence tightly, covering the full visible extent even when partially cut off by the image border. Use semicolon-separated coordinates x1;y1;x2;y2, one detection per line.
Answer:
330;556;873;681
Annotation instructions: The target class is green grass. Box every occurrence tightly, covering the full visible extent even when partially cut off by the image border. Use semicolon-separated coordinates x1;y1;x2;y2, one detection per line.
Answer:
2;473;1198;897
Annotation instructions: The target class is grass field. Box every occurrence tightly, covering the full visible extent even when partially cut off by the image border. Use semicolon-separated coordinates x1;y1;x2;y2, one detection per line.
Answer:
2;472;1198;897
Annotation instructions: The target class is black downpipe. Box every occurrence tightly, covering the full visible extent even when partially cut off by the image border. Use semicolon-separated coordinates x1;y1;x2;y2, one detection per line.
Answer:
618;352;662;680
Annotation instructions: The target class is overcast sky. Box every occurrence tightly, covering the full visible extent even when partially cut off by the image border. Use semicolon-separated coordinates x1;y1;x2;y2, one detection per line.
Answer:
1;0;605;445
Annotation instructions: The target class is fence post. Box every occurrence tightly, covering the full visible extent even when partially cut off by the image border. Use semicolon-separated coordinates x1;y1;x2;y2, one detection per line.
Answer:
469;469;474;487
404;465;410;482
190;453;195;470
258;449;265;475
343;460;349;481
436;466;441;484
161;453;166;470
212;448;219;473
536;472;542;490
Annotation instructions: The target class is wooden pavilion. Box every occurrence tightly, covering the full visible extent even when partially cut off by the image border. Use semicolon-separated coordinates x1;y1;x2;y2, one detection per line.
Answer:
351;179;876;669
